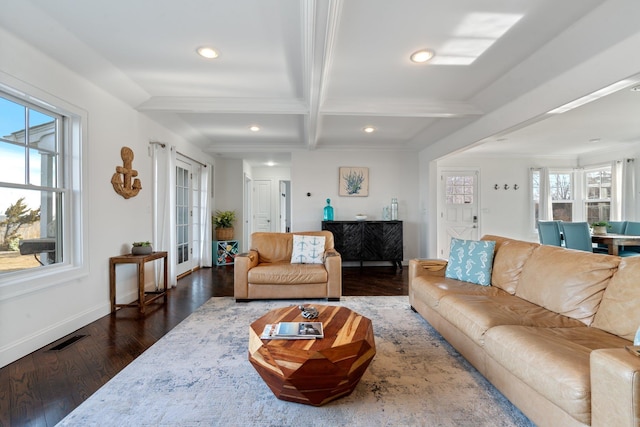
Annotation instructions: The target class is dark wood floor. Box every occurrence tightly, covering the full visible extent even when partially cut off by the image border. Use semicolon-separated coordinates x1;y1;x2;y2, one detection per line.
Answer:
0;265;407;427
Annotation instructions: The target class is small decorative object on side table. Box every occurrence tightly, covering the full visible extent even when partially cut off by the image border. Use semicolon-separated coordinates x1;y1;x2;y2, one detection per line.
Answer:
131;241;152;255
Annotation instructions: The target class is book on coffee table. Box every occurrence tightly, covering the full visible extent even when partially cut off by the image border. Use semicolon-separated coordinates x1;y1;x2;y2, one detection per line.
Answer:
260;322;324;340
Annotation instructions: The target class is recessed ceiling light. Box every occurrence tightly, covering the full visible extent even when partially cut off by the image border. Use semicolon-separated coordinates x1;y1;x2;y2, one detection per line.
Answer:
410;49;435;63
631;85;640;92
265;161;276;167
196;46;219;59
249;125;261;132
363;126;376;133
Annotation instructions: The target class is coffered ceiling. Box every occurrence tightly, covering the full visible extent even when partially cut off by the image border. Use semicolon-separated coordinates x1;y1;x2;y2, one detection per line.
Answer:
2;0;639;166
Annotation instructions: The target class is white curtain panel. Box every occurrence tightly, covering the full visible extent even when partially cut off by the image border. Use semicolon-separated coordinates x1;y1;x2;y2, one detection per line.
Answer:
152;144;177;288
622;158;637;220
200;164;212;267
539;167;553;221
610;160;622;220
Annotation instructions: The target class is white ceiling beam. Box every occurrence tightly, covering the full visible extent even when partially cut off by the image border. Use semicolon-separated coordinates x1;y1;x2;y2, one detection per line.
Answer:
303;0;342;150
137;97;308;114
321;99;484;117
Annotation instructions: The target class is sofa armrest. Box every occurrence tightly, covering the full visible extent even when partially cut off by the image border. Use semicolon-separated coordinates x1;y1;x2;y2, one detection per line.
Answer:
591;347;640;427
234;250;259;300
324;250;342;299
409;259;448;280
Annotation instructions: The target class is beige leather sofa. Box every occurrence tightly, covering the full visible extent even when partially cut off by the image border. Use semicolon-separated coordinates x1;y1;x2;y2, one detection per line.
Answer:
409;235;640;427
234;231;341;301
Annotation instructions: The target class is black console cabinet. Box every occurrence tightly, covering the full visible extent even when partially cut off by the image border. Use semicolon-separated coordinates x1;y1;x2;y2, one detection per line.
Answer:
322;220;403;268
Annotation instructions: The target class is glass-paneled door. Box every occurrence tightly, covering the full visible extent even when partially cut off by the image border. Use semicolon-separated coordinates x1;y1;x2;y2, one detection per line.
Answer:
176;158;193;276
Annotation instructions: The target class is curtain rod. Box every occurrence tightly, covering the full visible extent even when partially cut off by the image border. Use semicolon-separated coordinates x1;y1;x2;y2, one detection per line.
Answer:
149;140;207;167
149;140;166;148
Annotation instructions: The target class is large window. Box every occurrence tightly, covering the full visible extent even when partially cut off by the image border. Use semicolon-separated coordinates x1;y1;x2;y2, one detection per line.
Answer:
0;82;85;291
532;169;574;225
0;95;62;273
532;165;613;230
585;166;612;224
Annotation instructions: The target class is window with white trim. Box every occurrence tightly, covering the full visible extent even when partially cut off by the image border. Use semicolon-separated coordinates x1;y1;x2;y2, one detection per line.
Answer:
549;170;574;222
584;165;611;224
0;84;84;289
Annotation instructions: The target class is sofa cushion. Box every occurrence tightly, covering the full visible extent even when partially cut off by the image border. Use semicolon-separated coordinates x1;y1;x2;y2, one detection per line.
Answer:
438;294;585;346
490;239;538;294
445;238;496;286
290;234;325;264
248;261;328;284
484;325;630;425
410;275;507;309
515;245;620;325
592;257;640;341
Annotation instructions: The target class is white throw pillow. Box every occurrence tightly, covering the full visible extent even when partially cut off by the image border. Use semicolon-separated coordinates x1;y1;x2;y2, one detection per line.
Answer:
291;235;325;264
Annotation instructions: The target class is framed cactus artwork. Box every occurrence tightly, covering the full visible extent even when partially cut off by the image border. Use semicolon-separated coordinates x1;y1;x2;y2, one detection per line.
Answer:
339;167;369;197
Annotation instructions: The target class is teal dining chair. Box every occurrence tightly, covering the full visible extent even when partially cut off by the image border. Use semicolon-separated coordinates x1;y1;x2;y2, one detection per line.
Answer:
537;221;562;246
562;222;595;252
608;221;627;234
623;221;640;253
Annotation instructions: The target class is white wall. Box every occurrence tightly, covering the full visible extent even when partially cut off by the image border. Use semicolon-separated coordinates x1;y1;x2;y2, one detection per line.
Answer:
437;156;578;244
418;9;640;258
0;28;215;367
291;151;420;263
213;158;245;249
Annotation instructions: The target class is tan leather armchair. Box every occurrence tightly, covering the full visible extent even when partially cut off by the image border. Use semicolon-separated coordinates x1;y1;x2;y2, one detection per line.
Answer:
234;231;341;301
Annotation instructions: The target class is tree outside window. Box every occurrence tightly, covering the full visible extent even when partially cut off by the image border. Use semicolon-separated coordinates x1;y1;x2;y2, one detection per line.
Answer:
549;172;573;222
0;94;63;273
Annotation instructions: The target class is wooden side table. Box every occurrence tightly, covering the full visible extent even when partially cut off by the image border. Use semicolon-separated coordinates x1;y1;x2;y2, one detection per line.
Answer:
109;251;168;314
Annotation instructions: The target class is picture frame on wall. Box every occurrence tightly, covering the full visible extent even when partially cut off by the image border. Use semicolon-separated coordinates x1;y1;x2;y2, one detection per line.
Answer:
339;167;369;197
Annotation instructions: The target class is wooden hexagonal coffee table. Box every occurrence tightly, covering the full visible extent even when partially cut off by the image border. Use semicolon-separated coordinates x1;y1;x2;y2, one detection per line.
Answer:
248;304;376;406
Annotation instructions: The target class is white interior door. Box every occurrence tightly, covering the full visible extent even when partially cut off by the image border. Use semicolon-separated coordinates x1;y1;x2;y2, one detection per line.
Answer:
254;180;272;232
244;173;252;250
176;158;194;276
279;180;290;232
438;170;479;259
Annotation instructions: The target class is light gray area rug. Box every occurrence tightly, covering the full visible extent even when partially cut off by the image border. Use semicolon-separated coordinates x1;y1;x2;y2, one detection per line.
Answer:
58;296;534;427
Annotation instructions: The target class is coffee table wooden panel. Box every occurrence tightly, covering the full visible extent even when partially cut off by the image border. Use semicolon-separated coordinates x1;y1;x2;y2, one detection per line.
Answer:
248;305;375;406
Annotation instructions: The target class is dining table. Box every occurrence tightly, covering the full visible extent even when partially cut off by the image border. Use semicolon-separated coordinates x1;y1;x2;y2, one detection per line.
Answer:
590;233;640;256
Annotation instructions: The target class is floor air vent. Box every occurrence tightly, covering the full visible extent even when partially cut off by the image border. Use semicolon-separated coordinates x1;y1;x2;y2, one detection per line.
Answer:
48;334;87;351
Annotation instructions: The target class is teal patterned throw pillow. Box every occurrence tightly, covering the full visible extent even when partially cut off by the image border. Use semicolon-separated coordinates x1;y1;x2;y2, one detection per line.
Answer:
445;238;496;286
291;235;326;264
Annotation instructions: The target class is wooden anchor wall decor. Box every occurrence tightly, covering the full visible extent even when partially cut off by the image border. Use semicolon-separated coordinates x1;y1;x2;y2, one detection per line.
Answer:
111;146;142;199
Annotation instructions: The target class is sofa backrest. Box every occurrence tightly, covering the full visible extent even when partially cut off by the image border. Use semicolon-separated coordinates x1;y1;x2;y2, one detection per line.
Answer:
482;235;539;295
592;257;640;341
250;231;335;263
515;244;620;325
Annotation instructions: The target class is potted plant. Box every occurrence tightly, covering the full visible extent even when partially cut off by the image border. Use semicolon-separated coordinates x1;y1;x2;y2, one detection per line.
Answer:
590;221;610;235
132;241;152;255
213;210;236;240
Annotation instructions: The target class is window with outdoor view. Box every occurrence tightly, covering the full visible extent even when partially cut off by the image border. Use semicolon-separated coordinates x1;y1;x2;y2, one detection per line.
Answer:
585;166;611;224
531;169;574;229
0;94;63;274
549;171;573;222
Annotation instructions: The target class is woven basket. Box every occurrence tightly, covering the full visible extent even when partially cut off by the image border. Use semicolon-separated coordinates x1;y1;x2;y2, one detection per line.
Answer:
216;227;234;241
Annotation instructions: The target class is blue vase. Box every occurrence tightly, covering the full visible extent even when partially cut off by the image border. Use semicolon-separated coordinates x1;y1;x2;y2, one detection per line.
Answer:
323;198;334;221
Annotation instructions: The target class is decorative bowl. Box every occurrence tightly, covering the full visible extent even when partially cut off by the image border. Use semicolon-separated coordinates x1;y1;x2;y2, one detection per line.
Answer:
355;214;367;221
